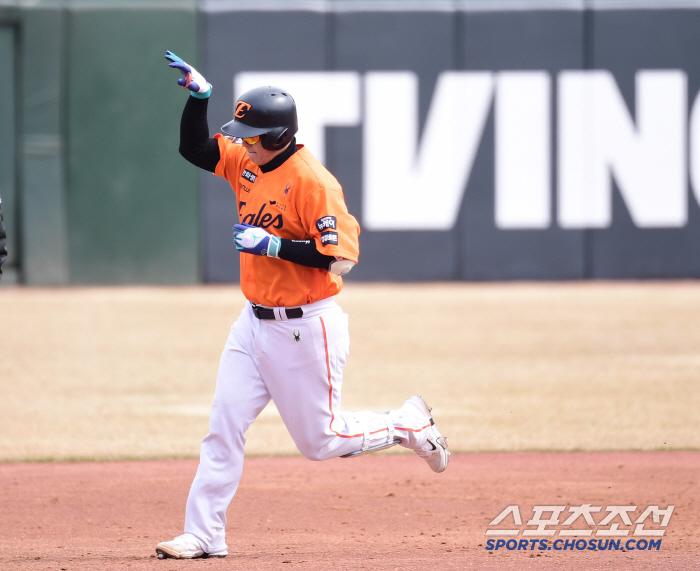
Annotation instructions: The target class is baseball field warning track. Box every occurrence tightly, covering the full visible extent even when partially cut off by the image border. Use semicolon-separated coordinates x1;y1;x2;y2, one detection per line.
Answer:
0;452;697;570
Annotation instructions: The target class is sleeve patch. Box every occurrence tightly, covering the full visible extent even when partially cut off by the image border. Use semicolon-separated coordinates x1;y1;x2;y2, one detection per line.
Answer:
242;169;257;183
316;216;337;232
320;231;339;245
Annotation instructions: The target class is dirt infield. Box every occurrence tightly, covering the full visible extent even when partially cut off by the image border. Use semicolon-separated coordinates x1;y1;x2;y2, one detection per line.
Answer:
0;452;696;570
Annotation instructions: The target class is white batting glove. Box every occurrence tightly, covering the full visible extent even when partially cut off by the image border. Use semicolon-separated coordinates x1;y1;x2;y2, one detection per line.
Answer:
233;223;281;258
165;51;212;99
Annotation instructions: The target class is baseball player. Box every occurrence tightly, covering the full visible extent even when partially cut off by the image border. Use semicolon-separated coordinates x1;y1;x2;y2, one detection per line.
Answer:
155;52;450;560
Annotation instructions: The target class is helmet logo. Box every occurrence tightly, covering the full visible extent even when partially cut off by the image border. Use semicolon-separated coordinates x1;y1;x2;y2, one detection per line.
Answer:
235;101;252;118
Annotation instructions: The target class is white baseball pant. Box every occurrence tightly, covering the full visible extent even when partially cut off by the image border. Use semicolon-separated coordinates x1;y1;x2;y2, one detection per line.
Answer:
183;297;432;553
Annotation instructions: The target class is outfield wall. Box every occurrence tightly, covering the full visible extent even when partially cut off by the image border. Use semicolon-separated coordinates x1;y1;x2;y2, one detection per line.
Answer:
4;1;700;284
0;1;200;285
200;1;700;282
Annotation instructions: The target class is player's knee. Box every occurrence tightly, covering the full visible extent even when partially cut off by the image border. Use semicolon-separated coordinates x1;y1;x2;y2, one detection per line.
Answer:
299;449;325;462
201;429;245;460
297;444;333;462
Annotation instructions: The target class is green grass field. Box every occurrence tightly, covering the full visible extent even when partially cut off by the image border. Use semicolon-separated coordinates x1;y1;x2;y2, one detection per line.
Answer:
1;282;699;461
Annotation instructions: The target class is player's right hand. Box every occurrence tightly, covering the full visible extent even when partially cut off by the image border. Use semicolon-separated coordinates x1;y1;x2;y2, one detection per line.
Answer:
165;51;212;98
233;223;281;258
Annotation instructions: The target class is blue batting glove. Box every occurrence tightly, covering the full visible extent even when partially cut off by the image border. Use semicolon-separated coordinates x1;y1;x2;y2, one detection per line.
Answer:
233;223;281;258
164;51;212;99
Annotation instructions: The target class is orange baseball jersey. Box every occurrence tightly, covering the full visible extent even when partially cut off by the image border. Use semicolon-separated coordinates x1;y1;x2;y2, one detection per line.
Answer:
214;134;360;307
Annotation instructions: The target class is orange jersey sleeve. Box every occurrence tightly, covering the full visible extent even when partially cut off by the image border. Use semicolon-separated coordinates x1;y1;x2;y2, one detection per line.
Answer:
213;134;247;196
294;150;360;263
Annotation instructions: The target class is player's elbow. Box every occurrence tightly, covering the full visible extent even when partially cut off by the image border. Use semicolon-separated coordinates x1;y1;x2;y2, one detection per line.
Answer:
328;258;356;276
179;144;198;164
179;139;220;172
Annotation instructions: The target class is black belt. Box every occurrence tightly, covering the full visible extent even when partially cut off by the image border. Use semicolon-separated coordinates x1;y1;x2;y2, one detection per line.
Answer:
251;304;304;320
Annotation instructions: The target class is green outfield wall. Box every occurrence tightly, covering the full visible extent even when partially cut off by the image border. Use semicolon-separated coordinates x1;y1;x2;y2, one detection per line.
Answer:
0;1;199;285
66;8;198;284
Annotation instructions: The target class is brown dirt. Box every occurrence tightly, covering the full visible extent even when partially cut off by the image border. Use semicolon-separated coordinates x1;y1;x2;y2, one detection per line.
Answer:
1;452;697;570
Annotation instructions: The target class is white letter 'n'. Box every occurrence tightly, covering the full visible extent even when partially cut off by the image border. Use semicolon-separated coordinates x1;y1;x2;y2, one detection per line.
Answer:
558;70;686;228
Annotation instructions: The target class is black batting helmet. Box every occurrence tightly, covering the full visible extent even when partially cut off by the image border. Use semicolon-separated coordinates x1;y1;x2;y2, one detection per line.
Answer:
221;86;298;151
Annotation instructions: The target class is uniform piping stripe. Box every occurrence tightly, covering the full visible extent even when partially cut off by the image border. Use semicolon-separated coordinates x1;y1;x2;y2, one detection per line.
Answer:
320;316;432;439
321;316;362;438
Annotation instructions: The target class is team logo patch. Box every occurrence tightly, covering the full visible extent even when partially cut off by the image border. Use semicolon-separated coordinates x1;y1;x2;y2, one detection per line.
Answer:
320;231;339;245
293;328;301;343
316;216;337;232
241;169;257;183
284;181;293;195
235;101;251;118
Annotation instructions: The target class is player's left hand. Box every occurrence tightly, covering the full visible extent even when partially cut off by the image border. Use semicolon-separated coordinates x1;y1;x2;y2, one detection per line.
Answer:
233;223;281;258
164;51;212;98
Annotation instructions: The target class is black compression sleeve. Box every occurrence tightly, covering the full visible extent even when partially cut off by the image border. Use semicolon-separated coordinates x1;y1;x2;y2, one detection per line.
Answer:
0;200;6;278
179;96;220;173
278;239;335;270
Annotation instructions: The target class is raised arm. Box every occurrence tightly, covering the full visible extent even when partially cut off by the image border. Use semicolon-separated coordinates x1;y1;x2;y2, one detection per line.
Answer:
165;51;220;173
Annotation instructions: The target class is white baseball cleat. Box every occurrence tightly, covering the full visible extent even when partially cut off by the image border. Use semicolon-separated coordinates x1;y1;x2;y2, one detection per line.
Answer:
406;396;450;473
155;533;227;559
